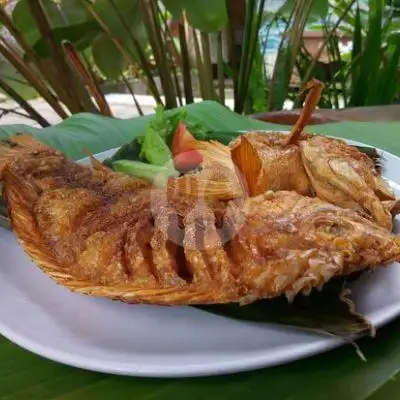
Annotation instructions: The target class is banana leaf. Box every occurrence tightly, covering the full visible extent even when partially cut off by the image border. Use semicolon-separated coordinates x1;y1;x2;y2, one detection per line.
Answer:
198;277;373;337
0;101;399;399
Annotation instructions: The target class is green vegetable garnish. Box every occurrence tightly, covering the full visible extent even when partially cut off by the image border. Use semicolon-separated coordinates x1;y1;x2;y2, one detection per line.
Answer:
139;126;172;166
112;159;179;185
103;138;143;168
104;105;209;170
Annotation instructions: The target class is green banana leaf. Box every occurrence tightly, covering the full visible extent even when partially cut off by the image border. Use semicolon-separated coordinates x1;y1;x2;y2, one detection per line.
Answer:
0;100;399;399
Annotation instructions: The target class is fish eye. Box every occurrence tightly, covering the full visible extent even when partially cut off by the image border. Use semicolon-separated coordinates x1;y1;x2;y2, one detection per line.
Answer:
314;220;343;235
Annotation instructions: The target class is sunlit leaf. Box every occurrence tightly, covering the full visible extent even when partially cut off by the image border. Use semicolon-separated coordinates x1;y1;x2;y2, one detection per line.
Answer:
32;21;100;57
91;0;147;79
12;0;89;46
268;44;292;110
278;0;330;20
163;0;228;32
0;60;38;100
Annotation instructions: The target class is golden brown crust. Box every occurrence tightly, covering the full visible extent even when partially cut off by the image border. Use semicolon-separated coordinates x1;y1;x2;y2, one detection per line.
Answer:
2;145;400;306
230;132;312;196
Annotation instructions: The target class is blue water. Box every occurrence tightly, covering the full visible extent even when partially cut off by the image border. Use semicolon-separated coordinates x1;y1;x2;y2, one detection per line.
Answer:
260;0;290;52
259;23;285;53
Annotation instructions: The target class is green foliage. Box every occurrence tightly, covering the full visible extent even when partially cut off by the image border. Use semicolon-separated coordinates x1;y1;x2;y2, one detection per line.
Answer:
0;0;399;124
278;0;329;20
91;0;148;79
163;0;228;32
348;0;400;106
32;21;100;57
12;0;89;46
0;60;38;100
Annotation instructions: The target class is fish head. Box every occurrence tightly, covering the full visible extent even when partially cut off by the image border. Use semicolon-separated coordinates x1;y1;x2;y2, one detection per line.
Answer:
294;195;400;271
243;191;400;273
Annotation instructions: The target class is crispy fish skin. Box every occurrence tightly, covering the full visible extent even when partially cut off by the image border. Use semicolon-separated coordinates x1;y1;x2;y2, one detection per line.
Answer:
301;136;395;230
2;145;400;306
230;132;398;230
230;132;312;196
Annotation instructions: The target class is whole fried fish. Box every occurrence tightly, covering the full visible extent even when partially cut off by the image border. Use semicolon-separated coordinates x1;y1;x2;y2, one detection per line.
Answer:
1;138;399;305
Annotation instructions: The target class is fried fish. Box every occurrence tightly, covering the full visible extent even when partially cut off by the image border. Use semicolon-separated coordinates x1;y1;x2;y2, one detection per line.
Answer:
1;138;399;305
229;79;398;230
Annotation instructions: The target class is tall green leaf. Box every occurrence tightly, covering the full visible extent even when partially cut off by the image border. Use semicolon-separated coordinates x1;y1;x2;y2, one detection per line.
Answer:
375;39;400;103
363;0;385;105
350;4;363;106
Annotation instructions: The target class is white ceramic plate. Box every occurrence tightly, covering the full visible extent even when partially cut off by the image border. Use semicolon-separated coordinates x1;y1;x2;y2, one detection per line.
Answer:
1;133;400;378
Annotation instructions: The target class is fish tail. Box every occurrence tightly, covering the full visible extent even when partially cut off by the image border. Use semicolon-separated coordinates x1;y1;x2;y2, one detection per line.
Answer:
3;165;61;275
0;134;55;180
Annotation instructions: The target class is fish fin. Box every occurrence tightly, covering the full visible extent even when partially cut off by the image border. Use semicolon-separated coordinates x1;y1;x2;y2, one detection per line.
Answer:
286;79;324;144
3;167;61;273
230;136;264;196
382;199;400;217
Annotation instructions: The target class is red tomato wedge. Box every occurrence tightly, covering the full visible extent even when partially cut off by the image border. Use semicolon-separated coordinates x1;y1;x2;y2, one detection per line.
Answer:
171;122;197;156
171;122;203;171
173;150;203;173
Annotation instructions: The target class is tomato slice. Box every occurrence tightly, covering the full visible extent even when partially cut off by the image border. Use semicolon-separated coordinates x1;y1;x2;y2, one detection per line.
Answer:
171;122;197;156
173;150;203;172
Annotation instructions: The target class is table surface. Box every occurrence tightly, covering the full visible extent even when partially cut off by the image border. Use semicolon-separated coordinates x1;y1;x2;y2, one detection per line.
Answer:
251;105;400;125
0;101;399;400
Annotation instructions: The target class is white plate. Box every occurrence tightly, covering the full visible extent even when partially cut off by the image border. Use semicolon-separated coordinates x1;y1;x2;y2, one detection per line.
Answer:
1;133;400;378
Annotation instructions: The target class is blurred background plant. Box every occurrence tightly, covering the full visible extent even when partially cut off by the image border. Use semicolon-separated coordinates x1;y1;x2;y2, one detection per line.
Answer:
0;0;398;127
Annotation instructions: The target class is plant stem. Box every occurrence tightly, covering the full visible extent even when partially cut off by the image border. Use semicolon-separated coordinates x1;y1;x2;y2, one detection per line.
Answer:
61;41;113;116
300;0;356;89
330;27;347;108
325;29;340;109
242;0;266;113
0;78;50;127
236;0;256;113
139;0;177;109
81;52;113;111
200;32;215;100
27;0;97;114
268;0;314;111
0;7;70;107
0;41;68;119
192;27;206;99
157;3;183;106
121;74;144;116
0;107;30;119
267;11;294;110
225;0;240;104
83;0;163;105
178;17;194;104
217;30;225;104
